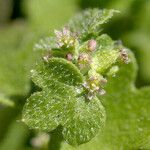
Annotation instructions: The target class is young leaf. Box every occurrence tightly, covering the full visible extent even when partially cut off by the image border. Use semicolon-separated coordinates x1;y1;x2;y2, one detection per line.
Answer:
92;50;120;74
90;34;120;74
68;9;119;40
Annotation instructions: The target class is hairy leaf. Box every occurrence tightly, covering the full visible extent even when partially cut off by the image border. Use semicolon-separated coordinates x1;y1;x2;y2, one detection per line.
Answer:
62;96;105;146
31;58;84;88
68;9;119;40
22;88;75;131
92;50;120;74
22;58;106;145
60;50;150;149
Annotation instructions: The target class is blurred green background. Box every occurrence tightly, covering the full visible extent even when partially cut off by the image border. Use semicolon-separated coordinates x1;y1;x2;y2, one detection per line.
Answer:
0;0;150;149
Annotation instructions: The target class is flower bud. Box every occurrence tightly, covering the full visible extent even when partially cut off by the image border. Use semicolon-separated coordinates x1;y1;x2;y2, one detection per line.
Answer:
66;53;73;61
87;39;97;51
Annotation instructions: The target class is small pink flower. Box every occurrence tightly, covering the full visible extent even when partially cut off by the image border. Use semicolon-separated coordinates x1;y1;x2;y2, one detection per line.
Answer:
66;53;73;61
88;39;97;51
54;27;77;49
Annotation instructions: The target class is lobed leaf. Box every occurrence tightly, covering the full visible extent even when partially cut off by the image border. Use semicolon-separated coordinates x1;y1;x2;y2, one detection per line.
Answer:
23;57;105;145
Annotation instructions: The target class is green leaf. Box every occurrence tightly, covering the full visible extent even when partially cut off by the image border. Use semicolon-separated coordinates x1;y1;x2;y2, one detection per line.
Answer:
91;34;120;74
23;57;106;145
62;96;105;146
96;34;114;51
31;58;84;88
59;50;150;149
22;87;75;131
68;9;119;40
92;49;120;74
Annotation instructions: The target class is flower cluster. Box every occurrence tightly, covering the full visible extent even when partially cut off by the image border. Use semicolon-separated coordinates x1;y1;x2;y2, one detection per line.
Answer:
83;75;107;100
54;27;77;49
87;39;97;51
35;27;130;101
